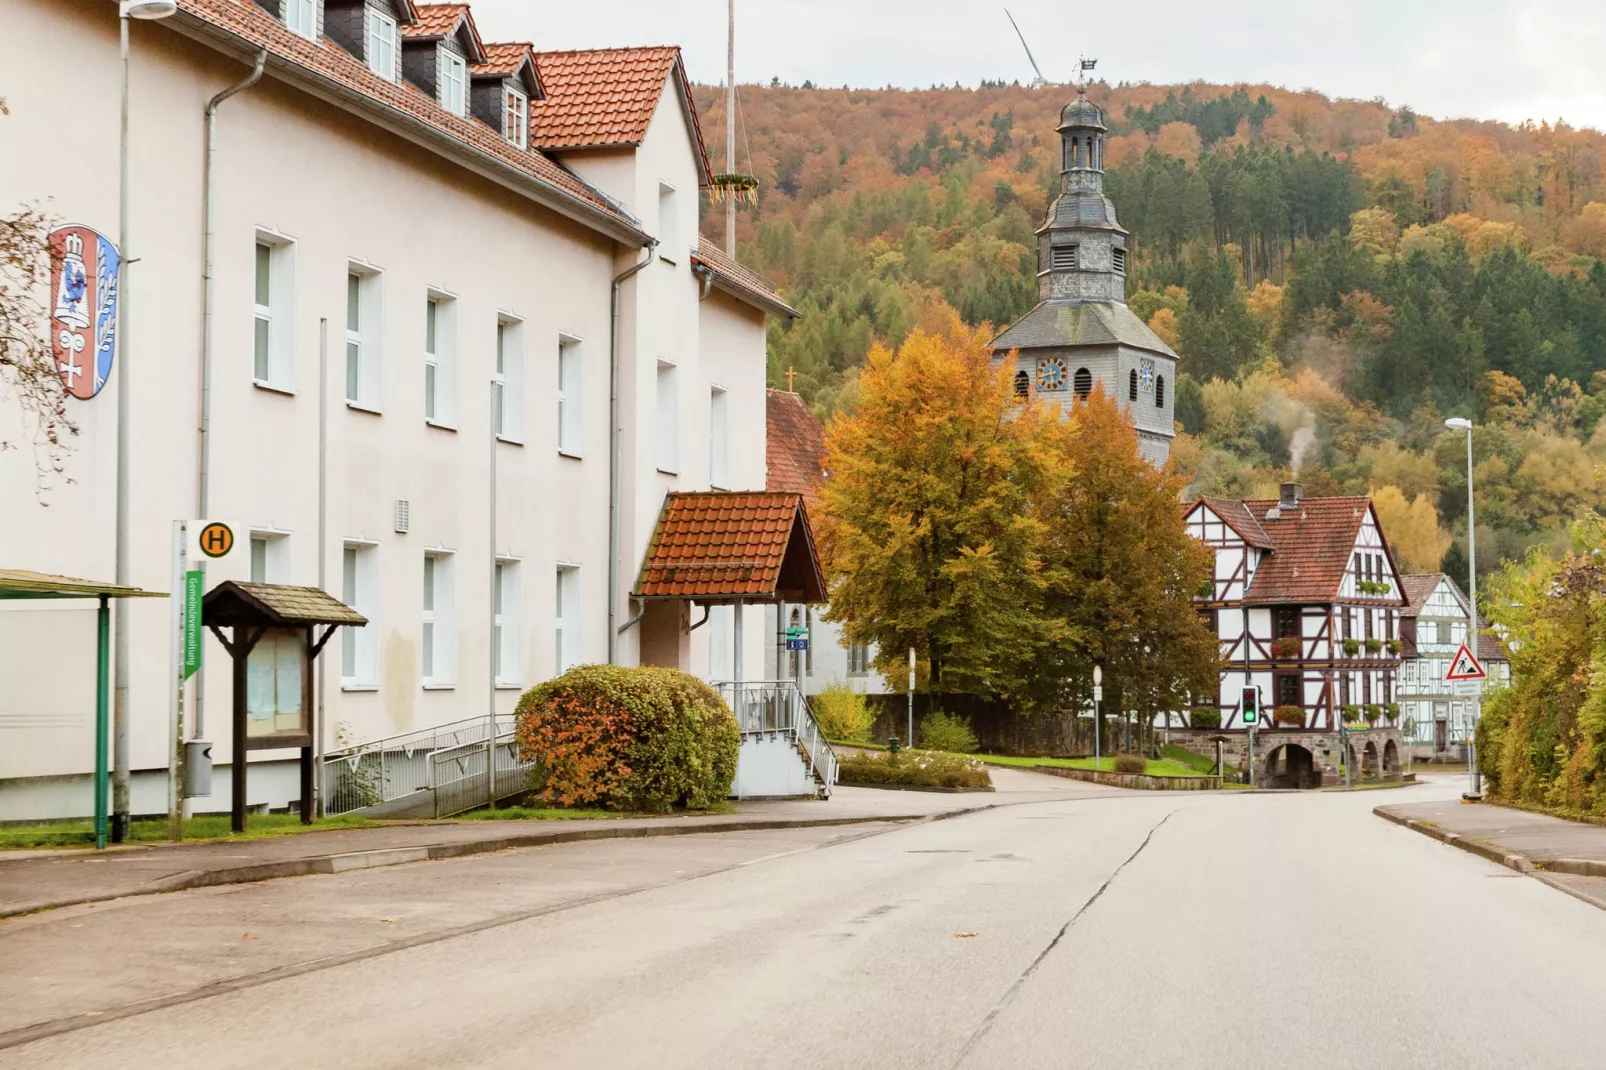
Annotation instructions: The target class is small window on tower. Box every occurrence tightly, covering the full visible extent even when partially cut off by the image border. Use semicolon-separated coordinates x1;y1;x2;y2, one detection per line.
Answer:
1051;245;1078;271
1128;368;1138;401
1156;374;1166;408
1112;247;1127;274
1073;367;1093;398
1013;370;1029;399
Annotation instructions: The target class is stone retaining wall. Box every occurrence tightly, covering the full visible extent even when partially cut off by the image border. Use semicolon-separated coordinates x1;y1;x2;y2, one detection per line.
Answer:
1163;727;1405;788
1030;766;1221;791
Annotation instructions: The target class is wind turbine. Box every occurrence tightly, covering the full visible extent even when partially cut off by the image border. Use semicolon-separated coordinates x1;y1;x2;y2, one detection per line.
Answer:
1004;8;1048;89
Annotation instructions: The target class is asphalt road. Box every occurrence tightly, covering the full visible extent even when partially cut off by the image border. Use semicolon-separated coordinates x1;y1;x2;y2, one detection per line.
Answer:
6;773;1606;1069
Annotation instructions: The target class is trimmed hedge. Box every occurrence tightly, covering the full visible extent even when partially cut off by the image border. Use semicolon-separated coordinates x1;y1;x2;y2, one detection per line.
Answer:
838;750;991;790
1112;754;1147;775
919;710;979;753
1189;707;1221;729
514;665;739;812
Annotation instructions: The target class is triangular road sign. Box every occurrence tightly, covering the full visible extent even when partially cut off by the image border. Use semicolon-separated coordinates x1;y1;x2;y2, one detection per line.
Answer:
1445;642;1486;681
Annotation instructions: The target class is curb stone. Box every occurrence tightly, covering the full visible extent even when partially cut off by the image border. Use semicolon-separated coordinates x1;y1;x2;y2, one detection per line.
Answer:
1373;805;1606;911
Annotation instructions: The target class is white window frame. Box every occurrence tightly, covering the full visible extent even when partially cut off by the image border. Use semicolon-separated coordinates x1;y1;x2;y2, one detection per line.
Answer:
557;335;582;457
346;263;382;412
248;529;291;584
425;290;457;428
555;564;581;675
656;359;679;475
438;47;468;116
495;557;522;688
709;385;729;489
252;230;295;392
341;540;380;688
422;550;457;688
495;316;524;443
367;8;398;81
658;182;679;262
504;85;529;149
285;0;316;39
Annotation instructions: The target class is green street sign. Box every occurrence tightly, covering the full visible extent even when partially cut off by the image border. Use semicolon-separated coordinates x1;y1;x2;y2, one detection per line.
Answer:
183;570;204;679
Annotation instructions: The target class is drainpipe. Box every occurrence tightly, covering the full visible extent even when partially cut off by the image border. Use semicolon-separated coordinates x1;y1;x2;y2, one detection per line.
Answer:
607;244;656;665
192;50;265;752
692;262;714;301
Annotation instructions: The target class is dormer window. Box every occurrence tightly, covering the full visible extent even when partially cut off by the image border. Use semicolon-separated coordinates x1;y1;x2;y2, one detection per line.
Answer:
439;50;467;116
367;9;398;81
504;86;528;149
1051;245;1078;271
285;0;316;39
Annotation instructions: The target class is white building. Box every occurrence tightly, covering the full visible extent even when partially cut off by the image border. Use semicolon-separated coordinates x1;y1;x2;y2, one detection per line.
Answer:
0;0;802;820
1398;573;1510;761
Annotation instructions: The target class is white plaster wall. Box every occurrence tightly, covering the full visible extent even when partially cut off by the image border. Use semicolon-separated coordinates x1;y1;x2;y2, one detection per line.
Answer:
0;3;619;799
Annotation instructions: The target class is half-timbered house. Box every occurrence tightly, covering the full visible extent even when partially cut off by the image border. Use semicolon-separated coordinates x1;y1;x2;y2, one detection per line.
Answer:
1184;483;1408;732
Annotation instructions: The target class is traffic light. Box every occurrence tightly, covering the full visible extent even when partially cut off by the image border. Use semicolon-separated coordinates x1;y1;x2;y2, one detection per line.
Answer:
1241;685;1259;726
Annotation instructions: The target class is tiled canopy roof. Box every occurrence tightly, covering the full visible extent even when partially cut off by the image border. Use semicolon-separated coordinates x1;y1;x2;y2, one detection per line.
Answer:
1197;495;1275;550
203;581;367;627
692;237;799;319
765;390;827;504
635;492;827;603
1238;496;1405;605
530;46;712;181
172;1;639;239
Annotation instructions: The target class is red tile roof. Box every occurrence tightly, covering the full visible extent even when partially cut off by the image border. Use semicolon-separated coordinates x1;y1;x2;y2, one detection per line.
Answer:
1237;496;1405;605
692;237;798;318
1400;573;1448;616
400;3;485;61
530;46;712;181
1197;496;1275;550
172;1;638;240
635;492;826;603
766;391;826;505
475;40;532;75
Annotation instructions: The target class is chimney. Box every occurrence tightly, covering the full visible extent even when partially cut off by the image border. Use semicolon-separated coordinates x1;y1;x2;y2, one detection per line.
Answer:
1279;482;1303;510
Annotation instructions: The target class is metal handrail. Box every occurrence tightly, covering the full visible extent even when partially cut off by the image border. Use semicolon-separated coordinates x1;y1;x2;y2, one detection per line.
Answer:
321;715;516;814
713;679;838;796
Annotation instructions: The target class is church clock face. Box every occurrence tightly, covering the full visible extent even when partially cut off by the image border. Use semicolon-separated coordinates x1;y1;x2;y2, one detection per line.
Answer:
1140;358;1156;393
1037;357;1068;392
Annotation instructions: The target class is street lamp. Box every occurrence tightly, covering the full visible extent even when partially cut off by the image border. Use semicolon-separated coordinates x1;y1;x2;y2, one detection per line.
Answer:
111;0;176;841
1445;417;1481;798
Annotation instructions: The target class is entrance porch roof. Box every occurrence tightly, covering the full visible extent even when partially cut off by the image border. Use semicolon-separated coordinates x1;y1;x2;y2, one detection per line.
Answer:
634;491;827;604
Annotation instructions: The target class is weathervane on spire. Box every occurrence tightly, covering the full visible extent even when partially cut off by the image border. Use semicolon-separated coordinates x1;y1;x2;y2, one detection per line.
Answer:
1077;56;1098;92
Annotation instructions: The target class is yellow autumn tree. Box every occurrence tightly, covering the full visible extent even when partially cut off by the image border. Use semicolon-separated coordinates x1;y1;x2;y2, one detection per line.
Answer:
1371;484;1451;573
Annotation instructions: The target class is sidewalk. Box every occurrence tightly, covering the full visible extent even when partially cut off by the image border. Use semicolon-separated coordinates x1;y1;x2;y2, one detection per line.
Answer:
0;772;1103;919
1376;799;1606;910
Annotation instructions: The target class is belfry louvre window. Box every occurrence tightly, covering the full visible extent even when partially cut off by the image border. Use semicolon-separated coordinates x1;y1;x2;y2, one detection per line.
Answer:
1073;367;1093;398
1051;245;1078;271
1128;368;1138;401
1013;370;1030;399
1112;247;1127;274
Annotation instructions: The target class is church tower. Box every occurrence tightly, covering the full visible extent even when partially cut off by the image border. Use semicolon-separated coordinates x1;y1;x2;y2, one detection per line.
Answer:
993;87;1179;465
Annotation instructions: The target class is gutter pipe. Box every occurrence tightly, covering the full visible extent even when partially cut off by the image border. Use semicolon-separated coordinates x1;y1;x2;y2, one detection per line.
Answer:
193;48;264;746
607;245;656;665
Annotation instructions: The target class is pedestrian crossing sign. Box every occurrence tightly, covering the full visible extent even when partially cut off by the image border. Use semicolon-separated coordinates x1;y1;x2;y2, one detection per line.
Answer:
1445;643;1486;682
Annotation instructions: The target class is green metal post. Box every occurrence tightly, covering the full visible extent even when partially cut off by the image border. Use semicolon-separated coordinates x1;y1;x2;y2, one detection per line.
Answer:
95;595;111;850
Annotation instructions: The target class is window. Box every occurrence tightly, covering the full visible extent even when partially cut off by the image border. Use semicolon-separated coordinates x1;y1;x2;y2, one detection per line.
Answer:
555;565;581;674
1155;374;1165;408
366;8;398;80
494;317;524;441
658;182;679;261
1072;367;1092;398
557;336;582;455
285;0;315;38
1276;674;1300;708
1436;620;1451;645
1274;607;1300;640
656;360;679;473
345;266;381;409
1012;369;1029;399
252;234;294;390
848;641;871;675
1051;245;1078;271
421;552;455;686
424;294;456;426
341;542;379;686
249;531;290;584
439;50;467;116
504;86;529;149
495;559;522;686
1128;368;1138;402
1112;246;1127;275
709;386;729;488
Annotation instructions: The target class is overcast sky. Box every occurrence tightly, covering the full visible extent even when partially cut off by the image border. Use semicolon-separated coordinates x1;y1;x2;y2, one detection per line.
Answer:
467;0;1606;131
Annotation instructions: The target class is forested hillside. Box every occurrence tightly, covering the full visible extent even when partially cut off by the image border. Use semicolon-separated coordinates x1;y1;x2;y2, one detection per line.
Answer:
693;79;1606;578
